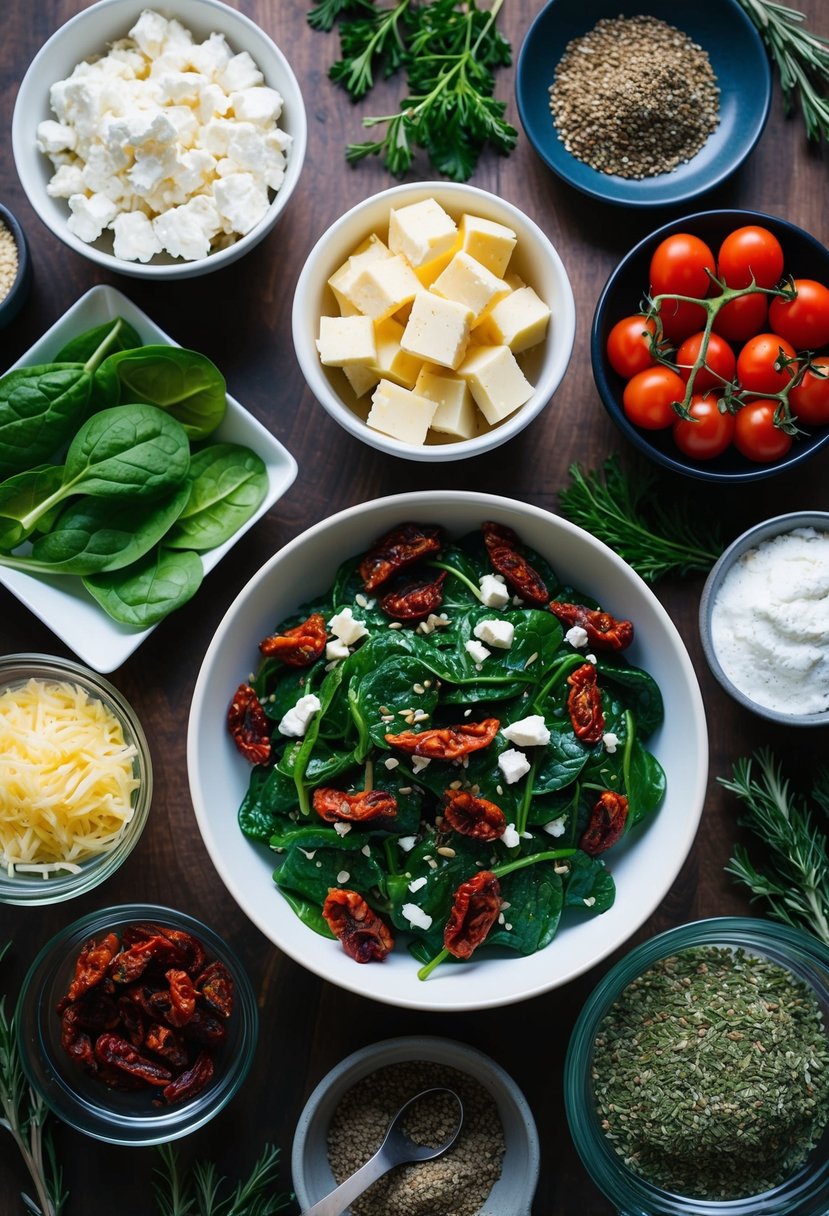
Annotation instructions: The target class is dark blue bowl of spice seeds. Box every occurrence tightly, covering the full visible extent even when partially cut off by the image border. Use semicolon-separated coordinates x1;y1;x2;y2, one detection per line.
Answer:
515;0;772;207
564;917;829;1214
0;202;32;327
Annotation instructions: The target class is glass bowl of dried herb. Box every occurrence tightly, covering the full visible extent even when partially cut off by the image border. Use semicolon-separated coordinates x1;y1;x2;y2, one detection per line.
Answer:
564;917;829;1214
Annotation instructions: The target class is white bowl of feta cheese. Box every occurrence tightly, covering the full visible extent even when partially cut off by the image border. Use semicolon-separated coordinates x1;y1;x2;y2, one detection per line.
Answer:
292;183;576;461
12;0;306;277
700;511;829;726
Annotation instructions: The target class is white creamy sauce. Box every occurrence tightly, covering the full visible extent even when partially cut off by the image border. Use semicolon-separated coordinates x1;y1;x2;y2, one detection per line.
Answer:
710;527;829;714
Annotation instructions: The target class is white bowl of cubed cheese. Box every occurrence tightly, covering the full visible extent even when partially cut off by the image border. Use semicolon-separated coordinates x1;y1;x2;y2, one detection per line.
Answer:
12;0;306;278
292;183;576;461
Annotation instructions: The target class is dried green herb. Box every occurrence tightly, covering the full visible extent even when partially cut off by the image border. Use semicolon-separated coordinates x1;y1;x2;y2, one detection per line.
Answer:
592;946;829;1200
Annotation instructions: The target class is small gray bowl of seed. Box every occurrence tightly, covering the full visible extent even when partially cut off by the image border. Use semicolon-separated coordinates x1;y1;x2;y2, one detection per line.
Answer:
0;202;32;327
291;1035;539;1216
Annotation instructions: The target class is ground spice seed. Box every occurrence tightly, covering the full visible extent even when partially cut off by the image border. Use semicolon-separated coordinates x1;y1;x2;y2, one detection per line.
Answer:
0;219;19;301
592;946;829;1200
548;15;720;179
327;1060;506;1216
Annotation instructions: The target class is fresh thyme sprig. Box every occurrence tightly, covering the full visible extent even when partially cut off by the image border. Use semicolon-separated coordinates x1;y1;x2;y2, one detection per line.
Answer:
153;1142;291;1216
0;945;67;1216
720;749;829;947
735;0;829;141
556;457;723;583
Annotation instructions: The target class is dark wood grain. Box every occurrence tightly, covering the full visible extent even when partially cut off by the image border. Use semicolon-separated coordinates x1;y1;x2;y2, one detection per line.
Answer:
1;2;828;1212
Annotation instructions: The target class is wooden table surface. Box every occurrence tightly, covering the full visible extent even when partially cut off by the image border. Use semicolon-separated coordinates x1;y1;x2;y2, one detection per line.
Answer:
1;2;828;1212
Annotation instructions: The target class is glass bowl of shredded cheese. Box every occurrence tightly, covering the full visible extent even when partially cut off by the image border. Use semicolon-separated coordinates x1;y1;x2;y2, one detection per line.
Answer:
0;653;152;904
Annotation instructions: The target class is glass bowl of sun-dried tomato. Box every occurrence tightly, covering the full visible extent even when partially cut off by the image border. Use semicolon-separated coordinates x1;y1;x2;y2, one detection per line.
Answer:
14;903;258;1145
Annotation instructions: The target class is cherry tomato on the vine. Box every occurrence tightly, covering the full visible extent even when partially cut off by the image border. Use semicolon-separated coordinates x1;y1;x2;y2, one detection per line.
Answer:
717;226;784;289
733;400;793;463
712;291;768;344
622;366;686;430
650;233;716;299
789;358;829;427
675;331;737;392
768;279;829;351
672;394;736;460
606;314;657;379
736;332;798;395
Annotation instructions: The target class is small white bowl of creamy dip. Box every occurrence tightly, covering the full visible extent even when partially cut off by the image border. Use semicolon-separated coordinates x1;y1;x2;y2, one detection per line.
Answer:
700;511;829;726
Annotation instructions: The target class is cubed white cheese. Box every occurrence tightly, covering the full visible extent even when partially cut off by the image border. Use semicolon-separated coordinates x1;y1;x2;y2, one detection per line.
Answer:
388;198;458;267
400;292;473;371
327;607;369;646
277;693;322;738
473;618;514;649
316;315;376;367
431;251;509;322
370;318;422;389
501;714;550;747
498;749;531;784
464;639;491;665
413;367;478;439
457;344;534;425
458;213;517;277
402;903;433;931
477;285;551;353
366;381;437;446
479;573;509;608
348;255;421;321
343;362;381;398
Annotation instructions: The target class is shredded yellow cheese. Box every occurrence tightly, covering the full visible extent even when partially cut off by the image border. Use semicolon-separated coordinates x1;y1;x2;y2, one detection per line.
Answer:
0;678;140;878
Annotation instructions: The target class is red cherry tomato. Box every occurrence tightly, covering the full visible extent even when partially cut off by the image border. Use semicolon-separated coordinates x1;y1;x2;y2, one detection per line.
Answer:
606;314;657;379
717;226;784;289
650;233;716;299
672;394;736;460
789;357;829;426
768;279;829;351
712;292;768;343
736;333;799;395
733;400;793;463
657;298;709;345
622;366;686;430
675;331;737;392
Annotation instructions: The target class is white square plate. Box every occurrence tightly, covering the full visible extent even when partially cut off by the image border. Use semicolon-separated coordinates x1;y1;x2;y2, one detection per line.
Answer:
1;284;297;672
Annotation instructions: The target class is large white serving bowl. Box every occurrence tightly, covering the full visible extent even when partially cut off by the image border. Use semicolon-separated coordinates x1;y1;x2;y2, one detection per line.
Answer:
187;492;707;1011
12;0;306;279
292;183;576;461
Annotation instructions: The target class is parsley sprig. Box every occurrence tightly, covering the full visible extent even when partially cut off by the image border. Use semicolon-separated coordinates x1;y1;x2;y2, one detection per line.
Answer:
720;750;829;946
310;0;516;180
557;457;723;583
736;0;829;141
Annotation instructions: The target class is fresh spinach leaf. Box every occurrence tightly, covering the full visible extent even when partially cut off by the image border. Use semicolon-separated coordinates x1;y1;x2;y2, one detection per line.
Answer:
562;851;615;913
166;442;268;551
53;316;142;364
0;465;65;549
0;365;92;477
83;546;203;626
99;345;227;439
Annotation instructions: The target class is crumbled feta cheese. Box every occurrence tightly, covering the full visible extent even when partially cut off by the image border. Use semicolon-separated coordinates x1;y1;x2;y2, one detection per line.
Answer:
583;896;596;907
384;757;400;770
111;210;162;262
402;903;433;931
212;171;269;235
328;607;369;646
473;618;514;649
333;822;352;837
218;51;264;93
408;875;428;893
465;639;491;665
543;815;568;837
498;748;531;785
230;86;283;125
277;693;322;738
46;163;86;198
36;119;77;155
501;714;550;747
411;755;431;774
603;732;620;754
361;844;371;857
479;573;510;608
500;822;520;848
325;640;351;662
66;191;118;242
398;835;417;852
565;625;589;648
586;653;597;664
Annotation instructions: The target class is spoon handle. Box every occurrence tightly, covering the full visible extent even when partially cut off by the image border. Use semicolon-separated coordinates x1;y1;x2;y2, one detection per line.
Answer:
299;1148;393;1216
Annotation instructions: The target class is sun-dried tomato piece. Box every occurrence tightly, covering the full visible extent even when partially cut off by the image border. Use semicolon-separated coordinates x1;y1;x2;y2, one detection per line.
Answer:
94;1033;172;1087
165;969;197;1027
60;1005;98;1070
163;1051;214;1104
195;961;235;1019
380;572;446;621
443;871;501;959
155;927;207;977
118;994;146;1047
227;683;271;765
580;791;629;856
69;990;120;1032
108;936;178;984
145;1023;189;1070
322;889;395;963
482;521;548;607
64;933;120;1004
358;523;444;591
442;790;507;841
259;612;327;666
182;1007;228;1048
312;787;398;823
549;600;634;651
566;663;605;744
386;718;499;760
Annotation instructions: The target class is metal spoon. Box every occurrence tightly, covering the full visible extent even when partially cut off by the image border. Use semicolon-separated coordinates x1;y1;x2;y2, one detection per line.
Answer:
301;1086;464;1216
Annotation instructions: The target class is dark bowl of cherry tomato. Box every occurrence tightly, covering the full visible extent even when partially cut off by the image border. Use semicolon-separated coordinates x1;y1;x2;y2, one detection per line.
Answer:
14;904;259;1145
592;209;829;482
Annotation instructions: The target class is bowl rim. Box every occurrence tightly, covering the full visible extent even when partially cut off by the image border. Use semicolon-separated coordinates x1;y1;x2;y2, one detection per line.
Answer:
291;1033;540;1214
10;0;308;280
698;511;829;726
291;180;576;462
187;489;708;1012
590;207;829;482
14;901;259;1145
515;0;772;208
0;200;31;315
0;651;153;904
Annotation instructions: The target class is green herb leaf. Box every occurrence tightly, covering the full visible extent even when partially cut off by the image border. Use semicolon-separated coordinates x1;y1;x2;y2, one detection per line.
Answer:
98;345;227;440
0;365;93;479
166;443;268;551
53;316;142;364
736;0;829;141
154;1141;290;1216
83;547;203;626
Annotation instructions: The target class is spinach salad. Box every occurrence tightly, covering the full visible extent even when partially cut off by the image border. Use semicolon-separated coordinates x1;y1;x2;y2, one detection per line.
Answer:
233;522;666;978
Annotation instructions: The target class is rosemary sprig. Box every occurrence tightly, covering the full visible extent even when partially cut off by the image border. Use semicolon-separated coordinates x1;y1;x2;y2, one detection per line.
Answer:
153;1142;292;1216
556;457;723;583
0;945;67;1216
720;749;829;947
736;0;829;141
